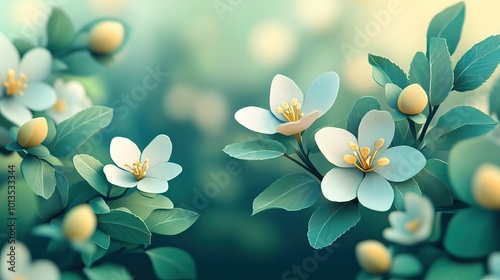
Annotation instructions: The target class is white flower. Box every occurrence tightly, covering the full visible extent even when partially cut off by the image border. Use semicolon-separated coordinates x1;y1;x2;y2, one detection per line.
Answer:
46;79;92;124
235;72;339;136
0;33;56;126
0;242;60;280
103;134;182;193
315;110;426;211
483;252;500;280
383;193;434;245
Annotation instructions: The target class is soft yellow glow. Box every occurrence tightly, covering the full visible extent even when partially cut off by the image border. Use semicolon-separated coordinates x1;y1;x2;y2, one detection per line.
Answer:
249;21;297;68
53;99;68;113
295;0;342;33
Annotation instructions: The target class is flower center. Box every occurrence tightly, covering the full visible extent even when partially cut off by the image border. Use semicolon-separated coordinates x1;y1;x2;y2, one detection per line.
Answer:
124;159;149;180
343;138;390;172
404;219;421;232
53;99;68;112
276;98;304;122
4;69;28;96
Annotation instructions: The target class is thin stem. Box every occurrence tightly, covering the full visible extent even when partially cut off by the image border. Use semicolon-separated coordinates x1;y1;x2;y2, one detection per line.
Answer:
283;154;311;172
407;118;417;141
105;188;130;201
418;105;440;143
294;134;323;180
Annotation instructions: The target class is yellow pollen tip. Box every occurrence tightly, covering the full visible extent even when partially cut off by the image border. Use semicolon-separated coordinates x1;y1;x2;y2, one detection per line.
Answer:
349;142;358;150
276;106;284;114
374;138;385;150
344;155;357;164
405;219;421;232
281;101;289;110
377;158;390;166
291;98;298;106
124;159;149;180
361;147;370;158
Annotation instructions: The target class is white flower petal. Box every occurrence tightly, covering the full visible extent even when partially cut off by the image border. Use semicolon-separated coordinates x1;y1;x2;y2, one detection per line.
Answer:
269;74;304;121
276;111;319;136
321;168;363;202
103;164;138;188
109;137;141;168
301;72;339;116
147;162;182;181
1;242;31;279
315;127;358;167
374;146;426;182
137;177;169;194
357;172;394;212
19;48;52;82
0;33;20;84
0;98;32;126
382;227;418;246
358;110;394;154
235;106;282;134
27;260;60;280
141;134;173;167
15;83;56;111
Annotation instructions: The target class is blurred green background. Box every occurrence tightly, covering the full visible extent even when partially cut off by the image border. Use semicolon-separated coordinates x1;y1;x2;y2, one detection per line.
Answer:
0;0;499;279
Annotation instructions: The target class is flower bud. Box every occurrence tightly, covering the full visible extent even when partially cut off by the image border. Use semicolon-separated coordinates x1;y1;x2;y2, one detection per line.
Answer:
355;240;392;274
62;204;97;242
397;84;428;115
472;164;500;210
17;117;48;148
89;21;125;54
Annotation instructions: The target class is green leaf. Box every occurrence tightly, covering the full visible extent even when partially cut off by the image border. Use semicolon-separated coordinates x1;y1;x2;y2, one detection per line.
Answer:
424;106;498;151
390;254;422;277
269;133;296;154
25;145;50;157
490;77;500;118
49;106;113;157
426;2;465;56
90;229;110;249
42;117;57;146
145;208;199;236
252;173;320;215
385;84;402;110
146;247;197;280
97;209;151;245
391;178;421;211
425;257;483;280
81;245;107;268
368;54;408;89
107;191;174;220
62;51;102;76
89;197;110;214
428;38;453;106
35;171;69;220
454;35;500;92
83;263;133;280
307;202;360;249
445;207;500;259
223;139;286;160
409;52;430;94
67;181;100;209
413;159;453;208
13;38;36;56
73;154;108;196
20;157;56;199
346;96;381;137
391;120;414;147
46;8;74;52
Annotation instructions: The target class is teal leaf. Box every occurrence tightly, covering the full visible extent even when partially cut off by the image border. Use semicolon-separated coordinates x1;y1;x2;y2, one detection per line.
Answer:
73;154;108;196
146;247;197;280
490;77;500;118
20;157;56;199
26;145;50;157
385;84;402;110
46;8;74;53
425;257;483;280
368;54;408;89
269;133;296;154
97;209;151;245
413;159;453;208
35;171;69;220
428;38;453;106
252;173;320;215
90;228;110;249
107;191;174;220
390;254;422;277
42;116;57;146
391;178;421;211
223;139;286;160
49;106;113;157
145;208;199;236
62;51;102;76
89;197;110;214
346;96;381;137
426;2;465;56
454;35;500;92
81;245;107;268
409;52;430;94
13;38;36;56
67;181;100;209
444;207;500;258
83;263;133;280
391;120;414;147
424;106;498;151
408;113;426;125
307;202;360;249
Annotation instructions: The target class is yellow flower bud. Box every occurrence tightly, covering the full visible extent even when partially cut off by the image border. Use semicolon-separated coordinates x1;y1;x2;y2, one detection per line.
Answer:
62;204;97;242
17;117;48;148
89;21;125;54
472;164;500;210
355;240;392;274
397;84;428;115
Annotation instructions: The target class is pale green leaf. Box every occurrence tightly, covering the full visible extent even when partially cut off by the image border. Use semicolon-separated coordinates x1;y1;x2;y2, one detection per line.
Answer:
73;154;108;196
428;38;453;106
107;191;174;220
368;54;408;89
146;247;197;280
97;209;151;245
223;139;286;160
20;157;56;199
426;2;465;56
145;208;199;236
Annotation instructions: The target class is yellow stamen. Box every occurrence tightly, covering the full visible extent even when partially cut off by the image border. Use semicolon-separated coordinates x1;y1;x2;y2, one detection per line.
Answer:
344;139;390;173
349;142;358;150
374;138;385;150
344;155;357;164
4;69;28;96
124;159;149;180
361;147;370;158
276;98;304;123
405;219;421;232
377;158;390;167
53;99;68;112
